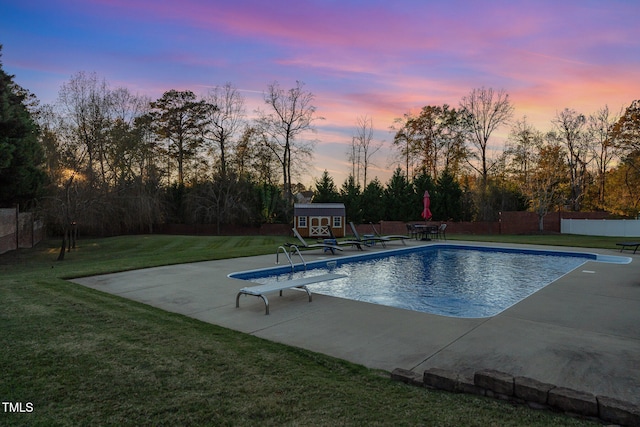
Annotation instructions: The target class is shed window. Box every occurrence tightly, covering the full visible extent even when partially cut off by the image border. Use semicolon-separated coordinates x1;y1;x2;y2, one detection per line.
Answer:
332;216;342;228
298;216;308;228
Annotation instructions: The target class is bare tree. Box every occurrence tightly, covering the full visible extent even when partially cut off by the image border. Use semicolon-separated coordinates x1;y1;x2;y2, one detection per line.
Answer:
105;88;152;186
392;105;467;181
505;117;544;190
233;126;255;179
390;114;420;180
460;87;514;185
529;142;569;231
41;118;89;259
45;74;166;237
203;83;245;177
351;115;382;187
587;105;620;208
348;136;361;182
110;87;148;126
57;71;113;187
551;108;589;211
256;81;320;207
53;72;117;249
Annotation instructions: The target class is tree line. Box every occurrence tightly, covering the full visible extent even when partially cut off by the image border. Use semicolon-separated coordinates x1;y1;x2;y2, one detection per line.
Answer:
391;88;640;227
11;70;325;242
2;45;640;249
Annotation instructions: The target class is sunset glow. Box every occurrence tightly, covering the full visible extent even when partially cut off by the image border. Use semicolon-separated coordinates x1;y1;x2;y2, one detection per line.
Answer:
2;0;639;185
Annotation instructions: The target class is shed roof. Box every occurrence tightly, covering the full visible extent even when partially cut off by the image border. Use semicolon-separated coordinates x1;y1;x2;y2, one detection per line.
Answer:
294;203;345;216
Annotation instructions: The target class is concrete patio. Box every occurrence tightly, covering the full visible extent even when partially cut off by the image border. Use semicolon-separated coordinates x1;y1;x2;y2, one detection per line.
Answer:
71;240;640;408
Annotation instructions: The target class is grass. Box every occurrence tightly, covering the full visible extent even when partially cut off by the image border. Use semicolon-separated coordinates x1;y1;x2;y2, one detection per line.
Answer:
447;233;626;250
0;234;607;426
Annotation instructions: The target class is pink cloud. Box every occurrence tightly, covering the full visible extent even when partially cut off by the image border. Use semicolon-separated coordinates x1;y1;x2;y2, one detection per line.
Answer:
6;0;640;186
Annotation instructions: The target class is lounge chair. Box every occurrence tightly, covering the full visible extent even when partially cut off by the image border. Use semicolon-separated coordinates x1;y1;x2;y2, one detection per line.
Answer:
370;222;409;245
327;227;363;250
348;222;387;247
291;228;342;254
616;241;640;254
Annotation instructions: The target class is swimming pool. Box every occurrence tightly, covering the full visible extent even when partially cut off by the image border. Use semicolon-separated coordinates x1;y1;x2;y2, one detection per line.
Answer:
229;244;626;318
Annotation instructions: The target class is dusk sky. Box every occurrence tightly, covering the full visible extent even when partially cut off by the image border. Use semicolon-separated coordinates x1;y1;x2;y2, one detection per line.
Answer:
2;0;639;186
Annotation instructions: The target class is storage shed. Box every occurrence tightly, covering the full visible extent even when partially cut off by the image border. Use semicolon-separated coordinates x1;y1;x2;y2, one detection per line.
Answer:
293;203;346;238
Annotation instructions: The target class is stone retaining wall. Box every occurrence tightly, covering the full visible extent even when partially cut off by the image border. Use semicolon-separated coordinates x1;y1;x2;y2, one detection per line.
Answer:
391;367;640;426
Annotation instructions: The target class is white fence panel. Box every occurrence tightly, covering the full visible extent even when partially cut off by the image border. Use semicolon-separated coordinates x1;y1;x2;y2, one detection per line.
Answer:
561;219;640;237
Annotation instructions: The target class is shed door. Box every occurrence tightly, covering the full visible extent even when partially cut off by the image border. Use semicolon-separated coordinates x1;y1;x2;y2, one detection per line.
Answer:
309;217;330;237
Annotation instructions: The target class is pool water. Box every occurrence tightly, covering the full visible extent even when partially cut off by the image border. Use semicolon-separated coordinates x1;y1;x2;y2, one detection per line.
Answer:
230;245;593;318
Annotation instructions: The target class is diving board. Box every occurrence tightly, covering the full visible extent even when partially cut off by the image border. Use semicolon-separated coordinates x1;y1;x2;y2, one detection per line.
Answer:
235;273;346;315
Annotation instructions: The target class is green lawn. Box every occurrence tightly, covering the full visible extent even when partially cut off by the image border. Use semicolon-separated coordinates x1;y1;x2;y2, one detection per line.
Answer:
448;233;626;250
0;234;606;426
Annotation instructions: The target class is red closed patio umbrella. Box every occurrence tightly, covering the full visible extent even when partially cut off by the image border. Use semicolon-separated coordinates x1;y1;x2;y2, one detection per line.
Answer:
421;190;432;221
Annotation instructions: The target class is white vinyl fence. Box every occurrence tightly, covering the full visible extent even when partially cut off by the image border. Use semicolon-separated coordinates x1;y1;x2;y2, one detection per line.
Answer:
561;219;640;237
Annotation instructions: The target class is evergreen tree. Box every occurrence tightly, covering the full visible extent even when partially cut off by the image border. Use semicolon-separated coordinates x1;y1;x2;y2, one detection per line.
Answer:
384;168;415;221
340;175;363;223
361;178;385;223
148;89;211;186
313;170;340;202
434;168;463;221
0;46;46;207
253;182;285;224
